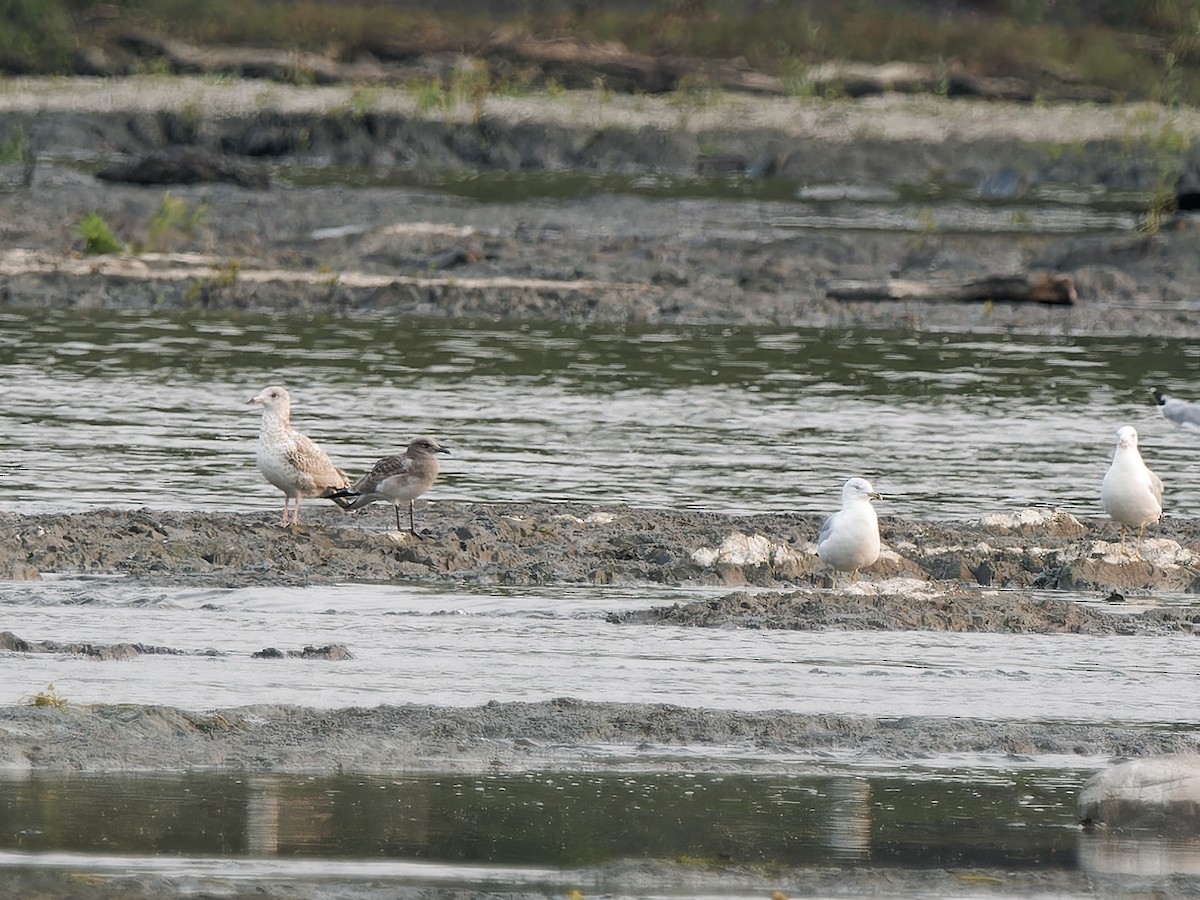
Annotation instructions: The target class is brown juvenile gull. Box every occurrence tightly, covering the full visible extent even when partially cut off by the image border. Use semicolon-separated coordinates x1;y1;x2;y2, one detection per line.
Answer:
332;436;450;535
816;477;882;583
249;385;351;527
1100;425;1163;557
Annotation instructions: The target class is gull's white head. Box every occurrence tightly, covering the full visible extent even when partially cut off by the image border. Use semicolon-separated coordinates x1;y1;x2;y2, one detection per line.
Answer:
249;385;292;415
1115;425;1138;450
841;477;881;505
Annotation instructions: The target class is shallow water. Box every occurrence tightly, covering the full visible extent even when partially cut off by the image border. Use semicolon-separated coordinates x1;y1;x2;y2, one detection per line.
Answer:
0;768;1081;865
2;766;1199;896
3;578;1198;725
291;167;1148;235
2;310;1200;520
0;768;1085;882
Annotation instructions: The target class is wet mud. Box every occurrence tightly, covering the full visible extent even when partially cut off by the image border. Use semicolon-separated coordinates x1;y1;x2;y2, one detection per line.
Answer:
3;502;1200;603
1;696;1196;777
1;501;1199;779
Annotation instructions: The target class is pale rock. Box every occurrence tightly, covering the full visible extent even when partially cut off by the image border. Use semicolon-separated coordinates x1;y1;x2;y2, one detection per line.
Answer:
1078;754;1200;831
979;507;1086;536
691;532;780;568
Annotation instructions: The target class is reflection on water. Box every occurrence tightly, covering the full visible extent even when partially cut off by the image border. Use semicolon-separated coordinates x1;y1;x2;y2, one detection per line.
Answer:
2;310;1199;519
5;768;1200;895
0;768;1082;869
826;777;872;861
1079;831;1200;876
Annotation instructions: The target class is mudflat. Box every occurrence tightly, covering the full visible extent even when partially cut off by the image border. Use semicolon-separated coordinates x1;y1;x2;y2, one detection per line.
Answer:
1;501;1197;775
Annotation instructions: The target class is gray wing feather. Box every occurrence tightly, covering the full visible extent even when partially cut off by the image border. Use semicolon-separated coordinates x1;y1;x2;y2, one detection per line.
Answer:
1162;397;1200;431
817;512;836;545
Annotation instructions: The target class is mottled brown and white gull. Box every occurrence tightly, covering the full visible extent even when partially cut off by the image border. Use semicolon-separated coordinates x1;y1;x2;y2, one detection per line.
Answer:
332;436;450;535
249;385;351;527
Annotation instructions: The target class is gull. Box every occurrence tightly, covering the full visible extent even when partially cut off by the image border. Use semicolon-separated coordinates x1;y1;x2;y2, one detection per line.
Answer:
249;385;351;527
817;477;882;583
1100;425;1163;557
1152;388;1200;432
332;436;450;535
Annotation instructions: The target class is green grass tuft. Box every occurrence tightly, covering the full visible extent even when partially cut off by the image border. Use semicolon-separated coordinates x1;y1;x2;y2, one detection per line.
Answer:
75;212;125;255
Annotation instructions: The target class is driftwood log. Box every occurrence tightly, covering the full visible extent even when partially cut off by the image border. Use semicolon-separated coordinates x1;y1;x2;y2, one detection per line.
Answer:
826;273;1078;306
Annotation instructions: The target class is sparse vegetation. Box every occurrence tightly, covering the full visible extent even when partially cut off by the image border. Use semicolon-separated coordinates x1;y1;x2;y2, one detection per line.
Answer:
141;191;208;253
184;258;241;306
343;85;381;119
211;258;241;288
408;77;447;115
4;1;1200;104
75;193;208;255
27;683;67;709
0;125;30;164
75;211;125;255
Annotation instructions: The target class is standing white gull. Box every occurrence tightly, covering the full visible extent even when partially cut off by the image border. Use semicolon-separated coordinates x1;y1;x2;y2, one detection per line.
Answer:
1152;388;1200;432
249;385;351;527
332;436;450;535
1100;425;1163;557
817;477;882;583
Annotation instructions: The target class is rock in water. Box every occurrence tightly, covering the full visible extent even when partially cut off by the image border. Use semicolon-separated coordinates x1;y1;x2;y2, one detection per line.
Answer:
1078;755;1200;832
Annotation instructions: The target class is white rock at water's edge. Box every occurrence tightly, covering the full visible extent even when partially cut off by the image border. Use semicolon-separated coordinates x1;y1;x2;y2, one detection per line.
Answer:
1078;754;1200;831
690;532;805;568
978;507;1084;533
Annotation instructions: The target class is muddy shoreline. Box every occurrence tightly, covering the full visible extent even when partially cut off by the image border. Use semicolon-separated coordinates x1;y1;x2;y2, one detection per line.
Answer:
2;502;1199;777
4;79;1200;333
5;503;1200;600
0;698;1195;777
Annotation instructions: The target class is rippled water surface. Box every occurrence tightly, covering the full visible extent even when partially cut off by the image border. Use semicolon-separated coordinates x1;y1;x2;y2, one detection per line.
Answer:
3;309;1200;519
2;577;1199;724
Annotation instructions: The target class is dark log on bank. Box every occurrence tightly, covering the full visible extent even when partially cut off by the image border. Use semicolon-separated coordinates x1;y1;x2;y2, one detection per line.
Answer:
96;145;269;190
825;272;1078;306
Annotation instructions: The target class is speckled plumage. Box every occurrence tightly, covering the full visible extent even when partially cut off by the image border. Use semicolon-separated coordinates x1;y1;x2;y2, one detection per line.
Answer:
335;436;449;534
250;385;351;527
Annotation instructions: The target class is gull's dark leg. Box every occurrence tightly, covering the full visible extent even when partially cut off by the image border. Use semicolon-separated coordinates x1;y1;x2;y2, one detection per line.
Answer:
409;500;418;537
394;504;402;532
